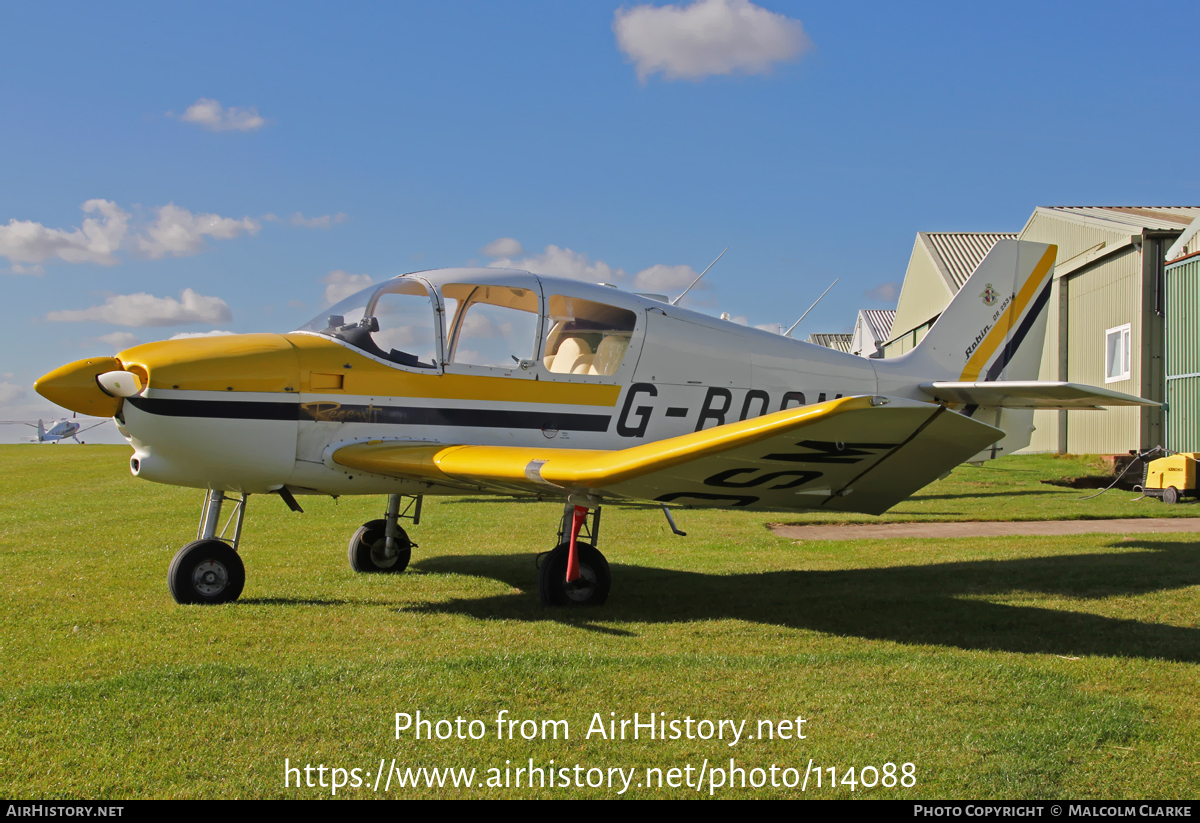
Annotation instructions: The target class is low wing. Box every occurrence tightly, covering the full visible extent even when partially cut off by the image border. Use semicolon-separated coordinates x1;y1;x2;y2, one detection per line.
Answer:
333;395;1003;515
920;381;1158;410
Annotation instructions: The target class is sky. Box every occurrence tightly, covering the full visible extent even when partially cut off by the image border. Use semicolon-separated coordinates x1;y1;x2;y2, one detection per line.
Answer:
3;0;1198;443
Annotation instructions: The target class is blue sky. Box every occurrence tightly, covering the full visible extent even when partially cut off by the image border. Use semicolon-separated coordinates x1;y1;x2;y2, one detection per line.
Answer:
3;0;1197;442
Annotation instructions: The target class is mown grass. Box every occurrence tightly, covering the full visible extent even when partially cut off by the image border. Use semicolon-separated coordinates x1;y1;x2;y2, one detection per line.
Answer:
0;446;1196;799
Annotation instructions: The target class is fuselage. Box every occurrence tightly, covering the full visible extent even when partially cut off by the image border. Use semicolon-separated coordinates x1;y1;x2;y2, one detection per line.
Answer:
39;268;938;496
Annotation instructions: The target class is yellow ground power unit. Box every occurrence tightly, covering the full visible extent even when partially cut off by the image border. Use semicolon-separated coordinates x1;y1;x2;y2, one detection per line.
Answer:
1142;453;1199;504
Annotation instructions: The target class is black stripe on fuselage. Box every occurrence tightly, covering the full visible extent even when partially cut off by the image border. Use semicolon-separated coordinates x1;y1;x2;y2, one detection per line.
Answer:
127;396;299;420
127;396;612;432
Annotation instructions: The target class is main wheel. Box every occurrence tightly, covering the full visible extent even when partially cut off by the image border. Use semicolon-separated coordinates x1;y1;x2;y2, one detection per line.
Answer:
1163;486;1180;505
168;539;245;605
348;519;411;573
537;542;610;607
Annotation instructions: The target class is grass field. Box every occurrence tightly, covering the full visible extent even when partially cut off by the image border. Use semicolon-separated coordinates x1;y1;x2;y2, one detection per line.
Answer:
1;445;1197;799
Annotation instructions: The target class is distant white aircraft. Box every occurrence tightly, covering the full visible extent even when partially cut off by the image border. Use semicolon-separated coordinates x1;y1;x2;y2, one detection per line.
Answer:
1;417;109;443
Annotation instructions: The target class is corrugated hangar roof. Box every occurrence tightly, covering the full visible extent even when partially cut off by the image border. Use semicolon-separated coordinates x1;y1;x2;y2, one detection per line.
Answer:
807;333;853;353
1032;206;1200;233
859;309;895;343
922;232;1018;290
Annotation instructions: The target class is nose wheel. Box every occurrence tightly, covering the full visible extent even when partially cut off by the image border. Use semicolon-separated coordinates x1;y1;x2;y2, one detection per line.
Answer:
168;490;249;605
168;539;246;604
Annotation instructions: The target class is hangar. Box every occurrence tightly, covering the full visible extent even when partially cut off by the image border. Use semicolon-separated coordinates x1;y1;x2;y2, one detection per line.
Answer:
850;309;895;358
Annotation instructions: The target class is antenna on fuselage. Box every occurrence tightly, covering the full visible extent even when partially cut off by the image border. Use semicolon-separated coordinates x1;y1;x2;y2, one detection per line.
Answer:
784;277;839;338
670;247;728;306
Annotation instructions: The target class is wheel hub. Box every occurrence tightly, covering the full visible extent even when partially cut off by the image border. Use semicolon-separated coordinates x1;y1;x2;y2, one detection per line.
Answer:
192;560;229;596
370;538;403;568
564;565;597;602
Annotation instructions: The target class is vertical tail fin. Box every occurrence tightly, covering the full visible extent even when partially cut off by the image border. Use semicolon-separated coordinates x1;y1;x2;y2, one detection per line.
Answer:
879;240;1057;461
37;419;45;441
903;240;1057;382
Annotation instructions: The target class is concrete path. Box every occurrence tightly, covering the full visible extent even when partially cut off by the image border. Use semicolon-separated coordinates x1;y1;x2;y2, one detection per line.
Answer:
770;518;1200;541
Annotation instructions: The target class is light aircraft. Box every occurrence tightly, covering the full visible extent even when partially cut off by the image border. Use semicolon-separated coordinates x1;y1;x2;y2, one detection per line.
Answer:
1;417;108;443
35;240;1155;607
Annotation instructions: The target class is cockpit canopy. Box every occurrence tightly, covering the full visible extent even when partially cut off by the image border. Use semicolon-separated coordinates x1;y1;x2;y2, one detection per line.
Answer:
296;272;639;377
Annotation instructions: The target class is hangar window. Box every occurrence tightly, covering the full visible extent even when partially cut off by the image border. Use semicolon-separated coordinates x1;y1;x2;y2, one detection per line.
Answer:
543;295;637;377
1105;323;1131;383
443;283;540;368
296;277;439;369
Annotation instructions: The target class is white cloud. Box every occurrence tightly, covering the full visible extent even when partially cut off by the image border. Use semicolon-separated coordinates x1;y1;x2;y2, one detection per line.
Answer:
176;98;267;132
323;270;374;306
136;203;260;259
45;289;232;327
98;331;141;350
290;212;348;229
632;263;700;292
614;0;812;82
481;237;524;258
755;322;784;334
0;199;129;267
0;383;26;405
459;312;499;340
0;200;267;269
864;281;901;302
168;330;236;340
490;244;626;284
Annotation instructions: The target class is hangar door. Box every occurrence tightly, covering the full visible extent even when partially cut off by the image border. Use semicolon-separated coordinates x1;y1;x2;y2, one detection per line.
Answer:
1165;256;1200;452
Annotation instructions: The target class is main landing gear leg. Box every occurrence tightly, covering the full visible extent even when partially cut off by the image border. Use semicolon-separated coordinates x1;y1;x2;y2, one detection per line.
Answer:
537;502;610;607
168;490;248;605
348;494;421;573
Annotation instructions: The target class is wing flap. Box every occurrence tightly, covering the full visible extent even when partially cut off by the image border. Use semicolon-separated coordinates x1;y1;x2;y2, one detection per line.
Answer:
333;395;1004;513
920;381;1158;410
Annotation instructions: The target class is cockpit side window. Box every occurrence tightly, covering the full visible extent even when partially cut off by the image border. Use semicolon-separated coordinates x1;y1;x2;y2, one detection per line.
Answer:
442;284;540;367
296;278;439;369
543;295;637;377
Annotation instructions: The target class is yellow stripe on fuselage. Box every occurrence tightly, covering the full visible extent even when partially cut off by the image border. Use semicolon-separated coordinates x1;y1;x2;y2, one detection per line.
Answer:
958;245;1056;382
285;334;621;406
116;332;621;407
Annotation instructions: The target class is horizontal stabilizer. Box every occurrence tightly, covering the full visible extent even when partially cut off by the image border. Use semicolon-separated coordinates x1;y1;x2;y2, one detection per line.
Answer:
919;381;1158;410
333;395;1004;514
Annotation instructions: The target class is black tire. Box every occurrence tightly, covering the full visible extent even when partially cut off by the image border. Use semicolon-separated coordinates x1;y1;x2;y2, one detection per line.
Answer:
537;542;610;607
1163;486;1180;505
168;539;245;605
348;518;411;573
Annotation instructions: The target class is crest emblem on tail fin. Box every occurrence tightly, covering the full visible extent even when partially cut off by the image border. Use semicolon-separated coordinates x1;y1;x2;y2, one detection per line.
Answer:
979;284;999;306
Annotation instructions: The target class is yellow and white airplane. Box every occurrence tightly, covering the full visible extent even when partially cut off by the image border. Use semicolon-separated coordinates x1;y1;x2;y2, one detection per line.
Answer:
35;240;1154;607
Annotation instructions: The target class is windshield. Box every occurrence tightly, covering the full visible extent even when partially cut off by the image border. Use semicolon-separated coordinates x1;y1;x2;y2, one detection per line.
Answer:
295;277;439;369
